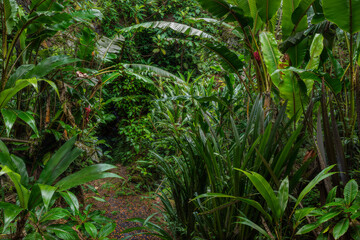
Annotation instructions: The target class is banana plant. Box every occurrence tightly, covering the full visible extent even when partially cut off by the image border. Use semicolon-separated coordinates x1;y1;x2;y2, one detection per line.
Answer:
236;165;336;239
0;137;121;239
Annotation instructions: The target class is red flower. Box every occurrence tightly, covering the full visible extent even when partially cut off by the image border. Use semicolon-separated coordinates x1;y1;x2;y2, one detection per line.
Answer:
85;107;91;122
253;51;261;64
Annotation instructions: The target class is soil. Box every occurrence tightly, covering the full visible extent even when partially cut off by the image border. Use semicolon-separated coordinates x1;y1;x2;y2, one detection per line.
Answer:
84;164;161;239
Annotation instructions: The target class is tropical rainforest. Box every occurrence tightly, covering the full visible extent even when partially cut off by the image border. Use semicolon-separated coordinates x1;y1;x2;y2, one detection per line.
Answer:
0;0;360;239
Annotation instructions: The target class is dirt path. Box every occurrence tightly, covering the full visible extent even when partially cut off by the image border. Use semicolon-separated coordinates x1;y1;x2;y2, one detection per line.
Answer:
85;165;160;239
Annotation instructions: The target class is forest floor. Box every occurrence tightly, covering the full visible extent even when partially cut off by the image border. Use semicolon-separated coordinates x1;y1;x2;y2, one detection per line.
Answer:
84;164;161;239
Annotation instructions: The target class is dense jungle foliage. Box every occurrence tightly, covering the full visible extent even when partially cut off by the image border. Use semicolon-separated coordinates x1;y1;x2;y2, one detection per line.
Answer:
0;0;360;239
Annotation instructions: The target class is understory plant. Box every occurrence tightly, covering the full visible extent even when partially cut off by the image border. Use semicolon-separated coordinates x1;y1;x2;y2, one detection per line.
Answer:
0;137;121;239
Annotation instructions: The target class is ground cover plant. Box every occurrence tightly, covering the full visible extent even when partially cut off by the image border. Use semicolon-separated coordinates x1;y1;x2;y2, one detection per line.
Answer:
0;0;360;239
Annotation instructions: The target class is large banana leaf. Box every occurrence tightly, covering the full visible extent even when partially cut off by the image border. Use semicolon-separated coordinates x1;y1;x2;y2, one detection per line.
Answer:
278;71;308;119
323;0;360;34
123;64;183;82
282;0;308;38
255;0;281;22
4;0;19;34
97;34;124;64
121;21;215;39
203;44;244;75
260;32;281;87
291;0;314;32
196;0;253;27
306;34;324;71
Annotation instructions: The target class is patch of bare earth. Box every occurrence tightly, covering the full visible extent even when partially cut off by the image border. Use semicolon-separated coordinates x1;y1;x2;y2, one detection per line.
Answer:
84;164;161;239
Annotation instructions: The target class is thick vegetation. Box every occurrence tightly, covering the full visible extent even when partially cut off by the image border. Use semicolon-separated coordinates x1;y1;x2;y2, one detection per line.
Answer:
0;0;360;239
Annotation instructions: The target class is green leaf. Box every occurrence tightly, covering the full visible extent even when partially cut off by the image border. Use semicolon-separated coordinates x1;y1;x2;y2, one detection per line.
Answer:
278;177;289;217
196;0;253;27
294;207;315;225
203;44;244;75
277;70;308;119
38;184;57;211
16;111;39;137
297;222;321;235
98;222;116;238
24;232;42;240
25;55;81;79
1;109;17;137
344;179;358;205
0;202;23;233
55;164;121;191
40;208;71;223
47;224;79;240
260;32;281;87
91;196;106;202
333;218;350;239
317;211;342;224
123;64;183;82
306;34;324;71
121;21;215;39
239;170;281;221
295;165;336;209
238;217;271;238
0;140;9;154
0;166;30;208
84;222;98;239
326;186;337;204
4;0;19;34
193;192;272;222
292;0;314;32
0;78;37;109
59;191;79;215
256;0;281;22
37;137;83;185
323;0;360;34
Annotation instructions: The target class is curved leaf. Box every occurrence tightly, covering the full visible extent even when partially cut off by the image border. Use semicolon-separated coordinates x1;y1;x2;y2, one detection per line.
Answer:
239;169;281;221
47;224;79;240
1;109;17;137
38;184;57;211
238;217;271;238
37;137;83;185
306;34;324;71
292;0;314;32
121;21;215;39
344;179;358;205
333;218;350;239
40;208;71;223
0;166;30;208
256;0;281;22
295;165;336;209
84;222;98;239
25;55;81;79
123;64;183;82
55;164;121;191
203;43;244;74
98;222;116;238
196;0;253;27
260;32;281;87
323;0;360;34
0;202;23;233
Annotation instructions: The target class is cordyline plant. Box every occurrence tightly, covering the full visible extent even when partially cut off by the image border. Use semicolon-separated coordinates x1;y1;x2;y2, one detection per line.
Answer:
0;137;121;239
